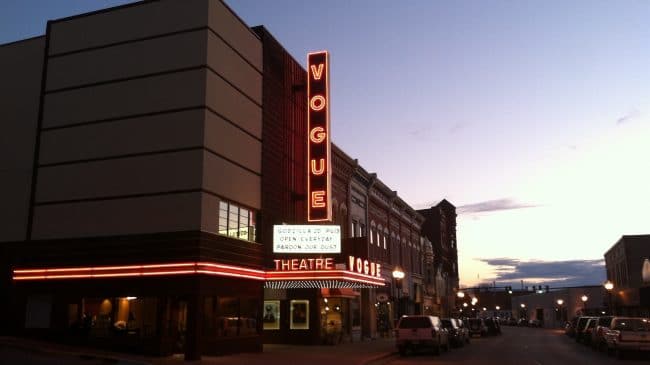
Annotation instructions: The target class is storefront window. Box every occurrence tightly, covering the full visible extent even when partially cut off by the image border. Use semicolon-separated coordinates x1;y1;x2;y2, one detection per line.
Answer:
79;297;157;338
217;297;239;337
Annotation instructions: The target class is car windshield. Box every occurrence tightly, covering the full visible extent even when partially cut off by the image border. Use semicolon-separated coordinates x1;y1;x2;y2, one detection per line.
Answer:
441;319;452;327
613;318;650;331
399;317;431;329
598;317;613;326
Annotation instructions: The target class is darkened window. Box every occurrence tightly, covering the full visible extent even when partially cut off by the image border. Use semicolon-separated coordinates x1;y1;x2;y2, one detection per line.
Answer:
351;221;358;238
218;200;257;242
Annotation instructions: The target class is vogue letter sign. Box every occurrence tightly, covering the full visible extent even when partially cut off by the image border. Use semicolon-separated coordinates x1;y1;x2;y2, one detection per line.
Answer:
307;51;331;222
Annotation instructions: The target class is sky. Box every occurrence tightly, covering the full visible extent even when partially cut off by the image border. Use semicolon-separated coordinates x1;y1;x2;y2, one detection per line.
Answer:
2;0;649;289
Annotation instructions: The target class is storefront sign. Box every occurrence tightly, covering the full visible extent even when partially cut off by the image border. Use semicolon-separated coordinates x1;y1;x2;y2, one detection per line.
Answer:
307;51;331;222
273;225;341;253
273;258;334;271
348;255;382;278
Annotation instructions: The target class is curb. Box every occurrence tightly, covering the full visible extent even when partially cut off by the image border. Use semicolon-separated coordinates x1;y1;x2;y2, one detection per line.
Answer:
359;351;397;365
0;338;150;365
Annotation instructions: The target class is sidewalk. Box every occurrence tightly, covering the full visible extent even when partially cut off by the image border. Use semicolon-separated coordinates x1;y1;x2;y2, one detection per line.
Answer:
0;336;396;365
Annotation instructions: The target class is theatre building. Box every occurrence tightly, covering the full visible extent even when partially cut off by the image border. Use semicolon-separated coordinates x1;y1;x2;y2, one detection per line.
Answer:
0;0;458;360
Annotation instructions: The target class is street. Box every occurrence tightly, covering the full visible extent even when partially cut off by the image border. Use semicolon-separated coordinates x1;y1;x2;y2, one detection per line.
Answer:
382;326;650;365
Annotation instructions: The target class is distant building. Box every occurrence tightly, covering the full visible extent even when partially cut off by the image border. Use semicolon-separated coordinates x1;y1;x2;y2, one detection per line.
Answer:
511;286;605;328
418;200;460;317
604;235;650;316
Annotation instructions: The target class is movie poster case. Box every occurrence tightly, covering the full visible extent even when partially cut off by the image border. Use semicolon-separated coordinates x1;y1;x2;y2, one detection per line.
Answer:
290;299;309;330
263;300;280;330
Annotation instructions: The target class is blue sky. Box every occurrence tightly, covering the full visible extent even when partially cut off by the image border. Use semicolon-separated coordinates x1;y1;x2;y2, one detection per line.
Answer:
2;0;649;288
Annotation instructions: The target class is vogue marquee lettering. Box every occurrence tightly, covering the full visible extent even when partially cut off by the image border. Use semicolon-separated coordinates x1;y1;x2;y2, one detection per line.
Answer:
348;256;382;278
307;51;331;222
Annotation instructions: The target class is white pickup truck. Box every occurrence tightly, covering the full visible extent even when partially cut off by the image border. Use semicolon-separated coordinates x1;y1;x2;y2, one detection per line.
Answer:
605;316;650;359
395;315;449;356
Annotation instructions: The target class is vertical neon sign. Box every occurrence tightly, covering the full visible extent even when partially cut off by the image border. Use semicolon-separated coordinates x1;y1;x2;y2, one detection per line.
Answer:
307;51;331;222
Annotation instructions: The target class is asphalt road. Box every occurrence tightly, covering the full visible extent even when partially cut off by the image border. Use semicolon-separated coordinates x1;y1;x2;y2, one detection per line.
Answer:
381;326;650;365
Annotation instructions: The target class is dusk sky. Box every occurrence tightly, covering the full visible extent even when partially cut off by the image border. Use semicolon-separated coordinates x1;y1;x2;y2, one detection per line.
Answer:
2;0;649;288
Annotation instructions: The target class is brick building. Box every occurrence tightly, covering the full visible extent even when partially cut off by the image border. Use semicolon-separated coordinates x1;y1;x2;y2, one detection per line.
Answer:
0;0;460;359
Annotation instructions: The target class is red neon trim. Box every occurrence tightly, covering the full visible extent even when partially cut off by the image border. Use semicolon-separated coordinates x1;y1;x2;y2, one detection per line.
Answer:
12;261;386;286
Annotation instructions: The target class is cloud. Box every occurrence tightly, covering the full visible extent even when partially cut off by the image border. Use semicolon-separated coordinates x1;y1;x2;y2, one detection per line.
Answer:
475;258;606;288
616;109;641;125
457;198;539;214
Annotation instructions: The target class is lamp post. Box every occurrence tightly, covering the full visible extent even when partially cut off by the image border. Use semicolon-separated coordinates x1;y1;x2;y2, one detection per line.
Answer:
520;303;526;320
581;295;588;315
392;266;405;321
556;299;564;326
604;280;614;315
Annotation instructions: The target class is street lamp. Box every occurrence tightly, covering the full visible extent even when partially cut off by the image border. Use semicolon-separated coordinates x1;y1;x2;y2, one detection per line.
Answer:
496;306;501;311
392;266;405;319
604;280;614;315
520;303;526;320
556;299;565;324
581;295;588;315
457;291;465;299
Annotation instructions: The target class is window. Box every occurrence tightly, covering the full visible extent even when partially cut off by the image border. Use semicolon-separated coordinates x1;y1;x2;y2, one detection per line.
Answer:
370;229;374;244
360;224;366;238
351;221;358;238
218;200;256;242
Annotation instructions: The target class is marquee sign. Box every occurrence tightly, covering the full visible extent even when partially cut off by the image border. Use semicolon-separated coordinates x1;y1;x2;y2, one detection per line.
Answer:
270;256;382;279
273;225;341;253
307;51;331;222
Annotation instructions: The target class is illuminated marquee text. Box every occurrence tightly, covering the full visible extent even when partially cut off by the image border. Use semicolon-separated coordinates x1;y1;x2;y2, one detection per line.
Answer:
307;51;331;222
348;256;382;278
274;258;334;271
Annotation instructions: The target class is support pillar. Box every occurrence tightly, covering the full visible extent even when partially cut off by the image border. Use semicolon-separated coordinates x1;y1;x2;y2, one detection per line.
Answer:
184;294;203;361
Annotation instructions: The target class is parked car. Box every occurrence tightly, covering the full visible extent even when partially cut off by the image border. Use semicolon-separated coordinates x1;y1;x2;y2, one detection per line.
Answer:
575;316;597;343
484;318;502;335
565;317;578;337
507;317;518;326
442;318;465;347
395;315;450;356
467;318;488;337
456;319;471;344
580;318;598;346
528;319;541;327
605;316;650;359
591;316;613;351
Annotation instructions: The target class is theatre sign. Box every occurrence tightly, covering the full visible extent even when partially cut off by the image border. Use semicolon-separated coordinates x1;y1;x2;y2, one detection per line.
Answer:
307;51;331;222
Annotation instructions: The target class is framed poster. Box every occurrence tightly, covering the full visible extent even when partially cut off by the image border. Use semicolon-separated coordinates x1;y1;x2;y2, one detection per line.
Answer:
290;300;309;330
262;300;280;330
